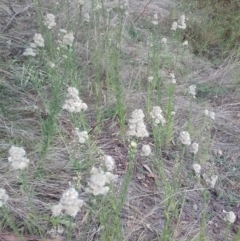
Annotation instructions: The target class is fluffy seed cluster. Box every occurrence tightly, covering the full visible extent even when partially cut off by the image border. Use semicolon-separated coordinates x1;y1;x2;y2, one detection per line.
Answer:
63;87;88;113
43;13;56;29
204;109;215;120
52;187;84;217
150;106;166;126
141;144;151;157
179;131;191;145
8;146;30;170
148;76;153;82
76;129;88;143
127;109;149;138
86;167;117;196
188;85;196;98
190;142;199;155
171;14;187;30
0;188;9;207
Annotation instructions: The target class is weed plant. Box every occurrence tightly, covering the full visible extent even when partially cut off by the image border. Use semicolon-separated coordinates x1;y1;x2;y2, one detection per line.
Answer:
0;0;238;241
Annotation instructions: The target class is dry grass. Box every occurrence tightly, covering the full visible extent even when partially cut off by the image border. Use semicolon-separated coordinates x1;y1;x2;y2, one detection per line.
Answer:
1;0;240;241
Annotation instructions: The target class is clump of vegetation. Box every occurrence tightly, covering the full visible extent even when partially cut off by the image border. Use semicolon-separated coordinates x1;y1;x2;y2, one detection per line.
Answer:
182;0;240;59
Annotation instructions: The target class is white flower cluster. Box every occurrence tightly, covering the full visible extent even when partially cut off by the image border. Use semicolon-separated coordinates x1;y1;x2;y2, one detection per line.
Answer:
168;72;176;84
76;129;88;143
223;210;236;223
171;14;187;30
62;32;74;47
83;13;90;23
33;34;44;47
141;144;151;157
161;38;167;44
182;40;188;46
86;167;117;196
148;76;153;82
190;142;199;155
102;155;115;171
52;187;84;217
204;109;215;120
192;163;201;175
188;84;196;98
63;87;88;113
150;106;166;126
23;33;44;56
0;188;9;207
8;146;30;170
179;131;191;145
127;109;149;138
78;0;84;6
152;13;158;25
43;13;56;29
203;174;218;188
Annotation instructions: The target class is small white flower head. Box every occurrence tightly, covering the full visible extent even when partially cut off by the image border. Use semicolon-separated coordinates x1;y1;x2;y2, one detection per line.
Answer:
141;144;151;157
78;0;84;6
182;40;188;46
76;129;88;144
192;163;201;175
62;32;74;47
30;43;37;48
178;14;187;29
8;146;30;170
171;21;178;31
43;13;56;29
204;174;218;188
47;61;55;68
223;210;236;223
168;72;176;84
152;14;158;25
103;155;115;171
33;33;45;47
190;142;199;155
86;167;117;196
204;109;215;120
94;1;102;10
179;131;191;145
150;106;166;126
130;141;137;148
188;84;196;98
161;38;167;44
148;76;153;82
0;188;9;207
51;203;63;217
83;13;90;23
59;29;67;34
23;47;36;56
127;109;149;138
52;187;83;217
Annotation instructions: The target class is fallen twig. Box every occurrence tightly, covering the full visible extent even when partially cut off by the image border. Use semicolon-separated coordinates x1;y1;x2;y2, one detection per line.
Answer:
133;0;152;23
1;4;33;33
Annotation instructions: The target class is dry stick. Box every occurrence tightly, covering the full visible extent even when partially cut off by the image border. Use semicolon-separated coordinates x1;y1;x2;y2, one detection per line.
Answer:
1;4;32;33
133;0;152;23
